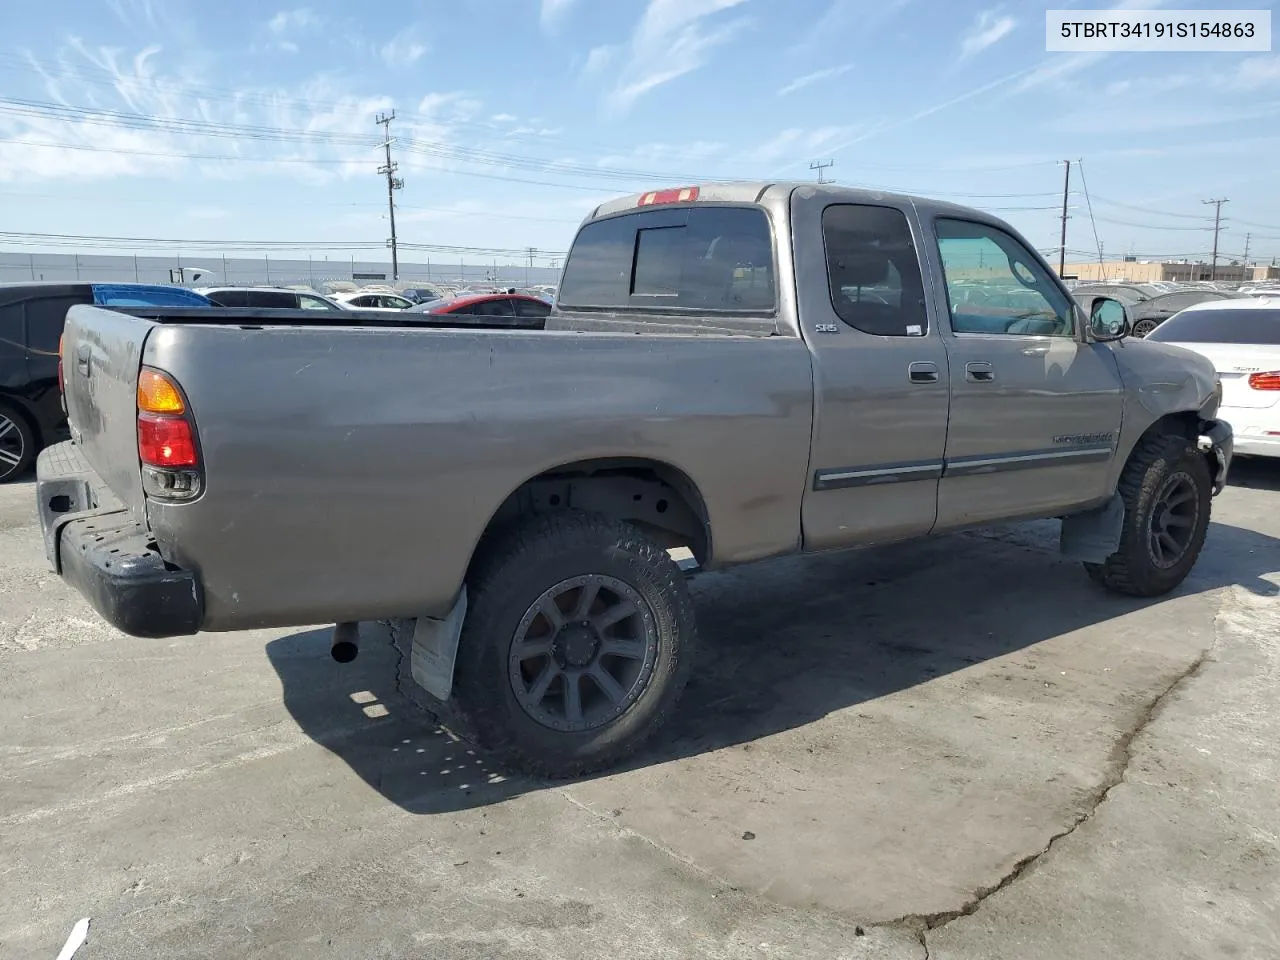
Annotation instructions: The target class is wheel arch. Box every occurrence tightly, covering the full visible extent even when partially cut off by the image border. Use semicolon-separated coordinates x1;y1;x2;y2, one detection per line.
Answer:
466;457;713;581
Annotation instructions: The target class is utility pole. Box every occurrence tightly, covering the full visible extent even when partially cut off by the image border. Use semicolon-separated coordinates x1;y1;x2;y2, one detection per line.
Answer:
526;247;536;287
1203;198;1228;281
1057;159;1071;277
376;111;404;281
1242;232;1251;280
810;160;834;183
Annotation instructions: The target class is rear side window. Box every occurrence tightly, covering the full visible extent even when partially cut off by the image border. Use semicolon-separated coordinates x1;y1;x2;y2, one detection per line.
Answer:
462;298;516;317
822;204;928;337
515;298;552;319
243;291;300;309
558;206;776;313
25;296;92;355
204;289;250;307
1147;308;1280;345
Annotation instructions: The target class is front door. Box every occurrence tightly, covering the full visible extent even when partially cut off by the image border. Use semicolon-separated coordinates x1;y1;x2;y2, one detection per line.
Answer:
930;217;1124;529
796;198;951;552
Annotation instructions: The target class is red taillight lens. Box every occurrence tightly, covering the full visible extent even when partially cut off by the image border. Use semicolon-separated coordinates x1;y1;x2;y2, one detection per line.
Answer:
1247;371;1280;391
137;412;198;467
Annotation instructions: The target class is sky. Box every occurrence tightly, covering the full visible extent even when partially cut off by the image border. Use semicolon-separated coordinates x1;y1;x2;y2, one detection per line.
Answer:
1;0;1279;269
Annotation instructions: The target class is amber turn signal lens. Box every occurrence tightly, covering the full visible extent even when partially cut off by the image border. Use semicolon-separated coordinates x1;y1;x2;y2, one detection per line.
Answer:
137;368;186;414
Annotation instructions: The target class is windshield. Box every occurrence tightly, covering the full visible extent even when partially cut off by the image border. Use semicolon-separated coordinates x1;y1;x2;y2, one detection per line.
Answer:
1146;308;1280;345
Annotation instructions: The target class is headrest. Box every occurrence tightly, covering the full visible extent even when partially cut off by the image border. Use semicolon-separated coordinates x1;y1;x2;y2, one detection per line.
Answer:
830;252;890;287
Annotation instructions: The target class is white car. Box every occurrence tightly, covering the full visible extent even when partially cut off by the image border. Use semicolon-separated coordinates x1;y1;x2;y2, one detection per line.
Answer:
331;291;416;312
1146;296;1280;458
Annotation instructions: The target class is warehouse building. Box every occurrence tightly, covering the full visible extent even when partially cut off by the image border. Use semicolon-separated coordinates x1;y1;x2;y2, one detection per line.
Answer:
1060;260;1280;283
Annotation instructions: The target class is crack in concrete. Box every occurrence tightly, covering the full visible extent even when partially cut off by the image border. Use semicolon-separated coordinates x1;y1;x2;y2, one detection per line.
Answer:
880;647;1214;952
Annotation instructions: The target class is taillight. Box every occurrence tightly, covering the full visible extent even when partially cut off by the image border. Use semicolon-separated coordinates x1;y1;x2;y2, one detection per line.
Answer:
1247;371;1280;391
137;413;198;467
137;366;202;500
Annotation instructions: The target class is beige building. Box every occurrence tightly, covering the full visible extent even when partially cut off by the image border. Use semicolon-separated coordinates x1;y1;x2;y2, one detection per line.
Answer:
1059;260;1280;283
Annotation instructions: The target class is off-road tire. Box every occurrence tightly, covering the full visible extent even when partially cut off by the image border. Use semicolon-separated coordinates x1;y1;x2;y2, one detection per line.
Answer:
0;401;37;483
1084;430;1212;597
443;510;696;779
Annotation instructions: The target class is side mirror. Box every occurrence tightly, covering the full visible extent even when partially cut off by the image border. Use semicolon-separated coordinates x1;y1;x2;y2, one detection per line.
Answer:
1090;297;1130;342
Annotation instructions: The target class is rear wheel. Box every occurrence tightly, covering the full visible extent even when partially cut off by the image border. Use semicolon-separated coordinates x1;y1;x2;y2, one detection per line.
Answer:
1131;318;1161;338
449;511;696;778
0;402;36;483
1084;430;1212;597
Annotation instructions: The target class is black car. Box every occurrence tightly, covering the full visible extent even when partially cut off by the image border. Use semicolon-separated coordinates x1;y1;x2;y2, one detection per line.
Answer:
0;282;212;482
195;287;342;310
398;286;443;304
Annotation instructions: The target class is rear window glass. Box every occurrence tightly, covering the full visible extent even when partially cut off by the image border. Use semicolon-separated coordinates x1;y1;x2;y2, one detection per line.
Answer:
822;204;927;337
558;205;775;312
91;284;211;307
1146;308;1280;345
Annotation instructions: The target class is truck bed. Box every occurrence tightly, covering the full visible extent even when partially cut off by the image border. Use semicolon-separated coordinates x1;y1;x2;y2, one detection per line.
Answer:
51;303;814;634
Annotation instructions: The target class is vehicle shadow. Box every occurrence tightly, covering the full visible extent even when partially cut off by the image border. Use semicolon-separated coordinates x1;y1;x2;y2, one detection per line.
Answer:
264;516;1280;816
1227;455;1280;492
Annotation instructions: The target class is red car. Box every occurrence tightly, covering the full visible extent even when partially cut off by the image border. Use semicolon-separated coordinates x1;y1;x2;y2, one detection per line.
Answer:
408;292;552;320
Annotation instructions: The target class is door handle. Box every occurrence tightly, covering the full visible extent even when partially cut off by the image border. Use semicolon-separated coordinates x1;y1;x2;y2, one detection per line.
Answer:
1021;344;1050;357
908;361;939;384
965;361;994;383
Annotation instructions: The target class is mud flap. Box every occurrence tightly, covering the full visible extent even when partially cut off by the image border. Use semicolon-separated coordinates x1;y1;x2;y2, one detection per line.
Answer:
409;586;468;702
1060;493;1125;563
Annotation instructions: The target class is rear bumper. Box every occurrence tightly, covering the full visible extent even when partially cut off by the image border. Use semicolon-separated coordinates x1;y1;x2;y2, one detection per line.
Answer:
36;442;204;639
1199;418;1234;495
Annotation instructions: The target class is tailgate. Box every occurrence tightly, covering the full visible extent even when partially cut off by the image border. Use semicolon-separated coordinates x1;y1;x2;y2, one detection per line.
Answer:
62;304;157;518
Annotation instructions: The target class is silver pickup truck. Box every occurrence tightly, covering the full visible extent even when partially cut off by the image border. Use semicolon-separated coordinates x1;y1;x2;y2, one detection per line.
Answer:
36;182;1232;777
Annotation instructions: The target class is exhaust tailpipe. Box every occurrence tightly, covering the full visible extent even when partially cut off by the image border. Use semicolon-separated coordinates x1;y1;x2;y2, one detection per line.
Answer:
331;621;360;663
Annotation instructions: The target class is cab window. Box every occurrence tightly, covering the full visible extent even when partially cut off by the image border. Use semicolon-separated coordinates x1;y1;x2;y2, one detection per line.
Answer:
935;219;1074;337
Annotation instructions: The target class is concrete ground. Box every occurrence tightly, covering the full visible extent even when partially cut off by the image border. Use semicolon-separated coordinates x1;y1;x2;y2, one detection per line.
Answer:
2;463;1279;960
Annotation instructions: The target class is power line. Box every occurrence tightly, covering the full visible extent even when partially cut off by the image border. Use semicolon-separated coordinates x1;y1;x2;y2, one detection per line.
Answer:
1057;159;1071;276
376;111;403;280
810;160;834;183
1074;159;1105;270
1203;198;1229;280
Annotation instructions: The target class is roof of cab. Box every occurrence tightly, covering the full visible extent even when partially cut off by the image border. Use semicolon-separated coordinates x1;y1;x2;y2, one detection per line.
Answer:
585;181;1018;227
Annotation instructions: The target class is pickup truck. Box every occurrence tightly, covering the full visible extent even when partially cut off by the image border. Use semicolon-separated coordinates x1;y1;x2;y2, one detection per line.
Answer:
36;182;1233;778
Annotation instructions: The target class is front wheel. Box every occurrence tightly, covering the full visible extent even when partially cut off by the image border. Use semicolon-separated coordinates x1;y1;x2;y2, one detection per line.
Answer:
449;511;696;778
1084;431;1212;597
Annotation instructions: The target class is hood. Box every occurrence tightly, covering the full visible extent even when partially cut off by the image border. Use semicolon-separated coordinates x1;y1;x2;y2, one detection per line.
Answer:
1110;337;1218;420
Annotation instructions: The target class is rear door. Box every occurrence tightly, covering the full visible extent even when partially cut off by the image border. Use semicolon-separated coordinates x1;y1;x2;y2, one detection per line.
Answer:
930;217;1123;528
794;197;952;551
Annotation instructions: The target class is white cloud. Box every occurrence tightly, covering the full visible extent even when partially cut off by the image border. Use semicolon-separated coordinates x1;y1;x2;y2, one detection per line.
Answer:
778;63;853;97
491;113;518;123
959;9;1016;59
267;8;319;34
540;0;577;30
583;45;617;75
380;27;427;66
1231;56;1280;91
606;0;750;114
746;126;856;166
